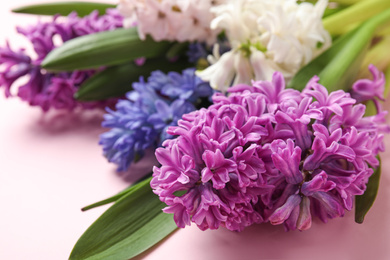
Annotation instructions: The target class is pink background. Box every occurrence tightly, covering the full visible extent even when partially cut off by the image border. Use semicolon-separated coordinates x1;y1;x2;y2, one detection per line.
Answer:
1;1;390;259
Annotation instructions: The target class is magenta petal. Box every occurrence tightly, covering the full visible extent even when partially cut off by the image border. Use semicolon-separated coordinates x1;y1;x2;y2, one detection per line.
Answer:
301;171;336;196
312;192;344;219
201;167;213;183
271;139;303;184
297;196;312;231
269;194;302;225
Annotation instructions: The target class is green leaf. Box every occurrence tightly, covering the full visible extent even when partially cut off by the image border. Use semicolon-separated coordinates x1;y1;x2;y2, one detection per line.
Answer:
355;157;382;223
76;58;193;101
327;0;361;4
323;0;390;35
70;177;178;260
323;5;347;18
288;8;390;92
41;28;173;71
81;185;137;212
12;2;115;16
82;173;154;211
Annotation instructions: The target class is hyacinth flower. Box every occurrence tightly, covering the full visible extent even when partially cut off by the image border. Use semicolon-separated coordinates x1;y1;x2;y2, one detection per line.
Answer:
118;0;221;44
99;68;213;172
196;0;331;92
0;9;123;111
151;68;389;232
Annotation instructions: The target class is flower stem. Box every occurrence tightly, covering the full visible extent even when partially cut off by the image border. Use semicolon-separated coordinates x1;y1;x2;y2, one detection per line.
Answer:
323;0;390;35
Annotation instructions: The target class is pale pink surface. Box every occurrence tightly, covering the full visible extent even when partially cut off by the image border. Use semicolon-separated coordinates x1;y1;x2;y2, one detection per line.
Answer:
1;1;390;260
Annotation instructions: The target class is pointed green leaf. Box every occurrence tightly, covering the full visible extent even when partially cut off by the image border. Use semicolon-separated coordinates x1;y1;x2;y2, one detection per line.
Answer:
12;2;115;16
76;58;193;101
82;173;154;211
288;8;390;92
82;184;137;212
41;28;173;71
355;157;382;223
70;177;177;260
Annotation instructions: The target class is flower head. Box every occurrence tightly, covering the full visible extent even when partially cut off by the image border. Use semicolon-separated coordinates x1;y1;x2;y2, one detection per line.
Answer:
0;9;123;111
99;68;213;172
196;0;331;92
152;68;388;232
118;0;223;44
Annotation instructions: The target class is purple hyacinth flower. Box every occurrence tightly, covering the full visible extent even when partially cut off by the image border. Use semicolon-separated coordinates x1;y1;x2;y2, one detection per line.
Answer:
152;67;388;232
0;9;123;111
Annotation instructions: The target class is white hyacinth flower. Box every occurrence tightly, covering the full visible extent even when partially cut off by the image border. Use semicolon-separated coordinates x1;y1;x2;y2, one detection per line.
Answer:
197;0;331;92
118;0;224;44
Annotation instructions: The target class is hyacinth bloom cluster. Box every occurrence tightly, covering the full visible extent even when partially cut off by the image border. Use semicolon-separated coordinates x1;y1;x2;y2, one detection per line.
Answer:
151;70;389;232
0;9;123;111
196;0;331;92
99;68;213;172
118;0;222;44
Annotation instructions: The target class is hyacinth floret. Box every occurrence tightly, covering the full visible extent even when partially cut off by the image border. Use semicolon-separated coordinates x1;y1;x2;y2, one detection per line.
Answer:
152;69;389;232
351;64;386;112
99;68;213;172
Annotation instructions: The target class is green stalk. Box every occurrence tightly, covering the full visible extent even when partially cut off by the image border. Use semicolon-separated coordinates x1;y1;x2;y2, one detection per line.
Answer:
323;0;390;35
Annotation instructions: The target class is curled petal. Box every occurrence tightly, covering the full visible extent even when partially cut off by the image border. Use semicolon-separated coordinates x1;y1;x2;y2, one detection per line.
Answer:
269;194;302;225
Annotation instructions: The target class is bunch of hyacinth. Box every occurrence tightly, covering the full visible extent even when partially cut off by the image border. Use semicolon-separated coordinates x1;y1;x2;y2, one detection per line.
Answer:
151;67;389;232
99;68;213;172
0;9;123;111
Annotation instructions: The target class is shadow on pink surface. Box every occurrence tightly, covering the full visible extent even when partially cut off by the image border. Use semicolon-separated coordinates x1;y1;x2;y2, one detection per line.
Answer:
115;149;159;183
32;108;106;135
